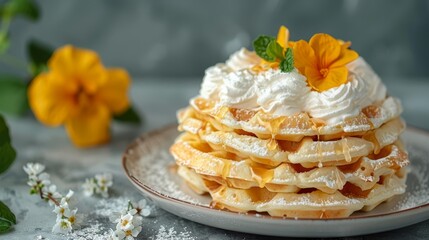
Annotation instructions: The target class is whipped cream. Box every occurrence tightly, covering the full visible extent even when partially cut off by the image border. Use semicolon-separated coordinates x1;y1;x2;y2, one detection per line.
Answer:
219;69;259;109
198;47;388;125
200;63;231;99
256;69;310;116
225;48;261;71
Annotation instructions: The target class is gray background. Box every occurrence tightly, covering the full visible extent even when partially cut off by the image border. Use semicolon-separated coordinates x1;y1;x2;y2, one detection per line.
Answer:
5;0;429;80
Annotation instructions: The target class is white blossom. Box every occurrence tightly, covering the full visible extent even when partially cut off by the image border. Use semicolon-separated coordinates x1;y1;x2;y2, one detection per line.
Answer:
82;173;113;198
38;172;51;186
53;198;71;218
116;213;135;231
52;219;72;233
23;163;45;176
82;178;97;197
45;185;62;206
132;199;151;217
67;208;83;228
95;173;113;198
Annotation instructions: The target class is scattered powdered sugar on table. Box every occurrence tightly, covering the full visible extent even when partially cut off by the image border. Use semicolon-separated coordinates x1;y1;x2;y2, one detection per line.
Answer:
139;150;205;205
66;220;111;240
393;145;429;210
94;197;129;217
150;225;196;240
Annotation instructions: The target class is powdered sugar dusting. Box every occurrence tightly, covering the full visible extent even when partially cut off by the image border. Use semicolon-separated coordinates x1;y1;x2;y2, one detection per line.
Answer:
392;145;429;211
149;225;196;240
126;129;206;205
66;221;110;240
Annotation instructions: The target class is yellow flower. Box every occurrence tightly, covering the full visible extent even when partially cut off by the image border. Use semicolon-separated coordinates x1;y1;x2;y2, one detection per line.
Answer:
28;45;130;147
293;33;358;92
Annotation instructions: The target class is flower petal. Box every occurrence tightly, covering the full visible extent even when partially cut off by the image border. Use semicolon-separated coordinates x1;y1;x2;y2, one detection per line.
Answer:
96;68;131;114
65;103;111;147
293;40;317;74
49;45;106;93
316;67;348;92
309;33;341;68
305;67;324;90
276;25;289;49
330;48;359;68
28;72;77;126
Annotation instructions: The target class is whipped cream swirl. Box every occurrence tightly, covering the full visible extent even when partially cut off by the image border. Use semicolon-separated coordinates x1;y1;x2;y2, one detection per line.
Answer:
200;63;231;99
225;48;261;71
198;48;388;125
256;69;310;116
219;69;259;109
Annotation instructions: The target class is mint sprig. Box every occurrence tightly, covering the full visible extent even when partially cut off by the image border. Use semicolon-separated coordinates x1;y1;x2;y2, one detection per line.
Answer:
252;35;294;73
280;48;294;73
253;36;276;61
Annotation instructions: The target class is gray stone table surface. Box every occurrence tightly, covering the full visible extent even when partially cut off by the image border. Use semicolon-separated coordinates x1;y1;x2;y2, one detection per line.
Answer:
1;78;429;240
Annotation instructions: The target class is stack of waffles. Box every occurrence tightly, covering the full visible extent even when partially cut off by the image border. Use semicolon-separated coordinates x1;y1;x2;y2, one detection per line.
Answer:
170;26;409;218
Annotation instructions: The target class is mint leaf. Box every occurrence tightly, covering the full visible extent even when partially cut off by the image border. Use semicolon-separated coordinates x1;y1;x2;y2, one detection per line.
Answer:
0;76;28;116
113;106;142;125
0;115;16;174
280;48;294;73
27;40;53;77
0;219;12;233
266;41;284;61
253;35;276;61
0;201;16;224
0;0;39;21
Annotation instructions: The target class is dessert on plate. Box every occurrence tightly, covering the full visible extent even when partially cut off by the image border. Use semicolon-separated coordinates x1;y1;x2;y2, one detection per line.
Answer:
170;26;409;218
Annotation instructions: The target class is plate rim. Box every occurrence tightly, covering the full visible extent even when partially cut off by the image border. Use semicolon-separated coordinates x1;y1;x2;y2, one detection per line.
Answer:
122;124;429;222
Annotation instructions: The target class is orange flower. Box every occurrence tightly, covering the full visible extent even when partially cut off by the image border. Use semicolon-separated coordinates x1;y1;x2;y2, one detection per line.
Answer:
28;45;130;147
293;33;358;91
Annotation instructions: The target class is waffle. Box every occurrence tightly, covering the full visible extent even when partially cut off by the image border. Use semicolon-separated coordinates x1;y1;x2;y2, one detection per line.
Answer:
171;133;408;193
177;165;406;218
188;97;403;141
179;112;405;167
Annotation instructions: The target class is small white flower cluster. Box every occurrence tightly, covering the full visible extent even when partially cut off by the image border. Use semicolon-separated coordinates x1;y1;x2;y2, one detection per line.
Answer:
82;173;113;198
23;162;83;234
109;199;151;240
52;190;83;233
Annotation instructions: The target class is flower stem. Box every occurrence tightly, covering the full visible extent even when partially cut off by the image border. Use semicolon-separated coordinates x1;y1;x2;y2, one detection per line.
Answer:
37;185;60;206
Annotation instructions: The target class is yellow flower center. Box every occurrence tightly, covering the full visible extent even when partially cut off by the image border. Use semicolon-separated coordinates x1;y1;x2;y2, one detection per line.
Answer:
125;230;132;236
320;68;329;78
122;220;129;227
69;216;75;224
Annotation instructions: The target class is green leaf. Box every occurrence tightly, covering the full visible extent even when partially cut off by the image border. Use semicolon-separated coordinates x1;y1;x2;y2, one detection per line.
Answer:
0;115;11;146
0;115;16;174
0;201;16;224
266;41;284;61
113;106;141;125
0;76;28;116
280;48;294;73
0;219;12;233
252;35;276;61
27;40;53;77
0;142;16;174
0;0;39;21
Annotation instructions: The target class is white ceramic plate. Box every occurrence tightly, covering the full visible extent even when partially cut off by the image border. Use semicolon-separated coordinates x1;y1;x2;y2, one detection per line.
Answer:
122;125;429;237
